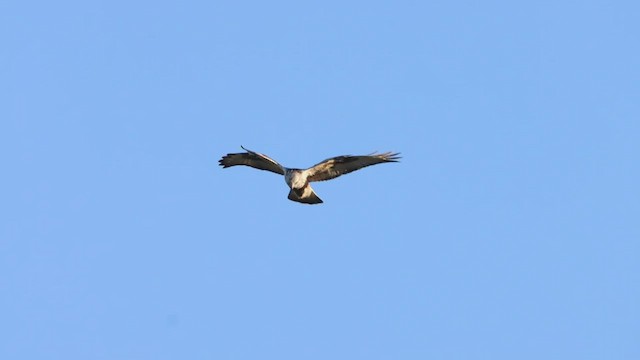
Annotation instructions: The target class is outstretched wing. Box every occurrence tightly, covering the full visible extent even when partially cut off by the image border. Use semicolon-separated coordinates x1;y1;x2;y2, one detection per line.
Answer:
218;146;285;175
306;151;401;182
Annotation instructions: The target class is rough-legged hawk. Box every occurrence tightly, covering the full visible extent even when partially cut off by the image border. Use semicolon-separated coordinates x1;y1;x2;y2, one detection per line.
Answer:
219;146;400;204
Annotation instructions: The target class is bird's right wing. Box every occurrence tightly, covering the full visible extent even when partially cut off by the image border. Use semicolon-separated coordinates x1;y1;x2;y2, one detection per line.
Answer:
218;146;285;175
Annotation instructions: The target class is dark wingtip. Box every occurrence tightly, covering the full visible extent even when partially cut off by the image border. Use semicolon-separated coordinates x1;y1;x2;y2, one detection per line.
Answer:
381;151;402;162
218;155;228;168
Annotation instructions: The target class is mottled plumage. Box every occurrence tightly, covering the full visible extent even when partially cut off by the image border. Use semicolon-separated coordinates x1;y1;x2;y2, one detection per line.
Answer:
219;146;400;204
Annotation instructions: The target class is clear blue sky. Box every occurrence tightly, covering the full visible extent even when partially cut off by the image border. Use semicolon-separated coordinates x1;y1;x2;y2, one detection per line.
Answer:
1;1;638;359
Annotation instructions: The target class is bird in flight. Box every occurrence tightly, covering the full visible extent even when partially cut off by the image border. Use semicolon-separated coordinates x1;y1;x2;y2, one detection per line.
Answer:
219;146;401;204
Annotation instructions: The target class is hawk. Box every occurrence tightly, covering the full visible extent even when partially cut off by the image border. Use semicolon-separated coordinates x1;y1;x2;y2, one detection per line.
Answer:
219;146;401;204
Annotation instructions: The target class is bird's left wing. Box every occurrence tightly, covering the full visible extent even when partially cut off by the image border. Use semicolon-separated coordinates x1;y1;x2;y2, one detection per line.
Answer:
218;146;285;175
306;152;401;182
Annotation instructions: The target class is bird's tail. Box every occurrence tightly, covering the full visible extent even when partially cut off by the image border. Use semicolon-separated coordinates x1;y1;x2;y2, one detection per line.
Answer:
288;185;323;204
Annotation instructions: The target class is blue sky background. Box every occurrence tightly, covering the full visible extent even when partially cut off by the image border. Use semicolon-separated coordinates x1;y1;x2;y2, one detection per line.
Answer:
1;1;639;359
